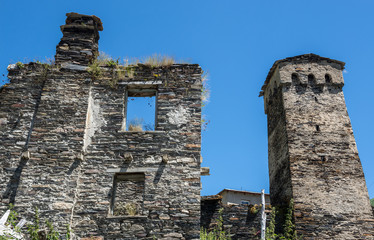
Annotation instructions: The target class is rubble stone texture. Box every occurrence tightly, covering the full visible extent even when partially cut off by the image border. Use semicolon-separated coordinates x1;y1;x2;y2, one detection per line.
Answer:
200;196;270;239
0;13;202;239
261;54;374;239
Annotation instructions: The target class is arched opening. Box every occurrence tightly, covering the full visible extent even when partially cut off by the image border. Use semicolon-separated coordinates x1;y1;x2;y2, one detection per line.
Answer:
325;74;332;83
308;74;316;85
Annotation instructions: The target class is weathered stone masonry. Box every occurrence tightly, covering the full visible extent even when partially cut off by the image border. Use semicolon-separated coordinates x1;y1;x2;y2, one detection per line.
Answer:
201;196;270;240
260;54;374;239
0;13;202;239
2;12;374;240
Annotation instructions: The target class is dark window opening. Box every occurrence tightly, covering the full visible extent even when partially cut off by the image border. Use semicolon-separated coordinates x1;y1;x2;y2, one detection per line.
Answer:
123;88;157;131
321;156;326;162
111;172;145;216
316;125;320;131
314;97;318;102
325;74;332;83
308;74;316;85
291;73;299;83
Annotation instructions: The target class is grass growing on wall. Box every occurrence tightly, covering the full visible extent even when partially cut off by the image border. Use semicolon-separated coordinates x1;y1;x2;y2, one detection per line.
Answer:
200;208;231;240
265;199;302;240
0;205;71;240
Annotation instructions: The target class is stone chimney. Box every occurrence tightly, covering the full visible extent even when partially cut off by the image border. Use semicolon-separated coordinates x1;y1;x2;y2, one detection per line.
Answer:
55;12;103;66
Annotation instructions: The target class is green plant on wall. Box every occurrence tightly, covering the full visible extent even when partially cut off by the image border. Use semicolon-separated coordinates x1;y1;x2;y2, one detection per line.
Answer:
265;199;302;240
265;207;277;240
0;206;72;240
200;208;231;240
249;204;260;215
106;59;119;68
370;198;374;207
88;59;102;80
16;62;24;69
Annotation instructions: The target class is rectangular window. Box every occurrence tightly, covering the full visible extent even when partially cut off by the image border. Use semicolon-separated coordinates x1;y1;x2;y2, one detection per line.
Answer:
111;172;145;216
122;88;157;131
241;200;250;205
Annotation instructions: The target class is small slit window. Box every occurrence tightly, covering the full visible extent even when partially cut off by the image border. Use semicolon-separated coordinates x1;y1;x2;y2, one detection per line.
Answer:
110;172;145;216
325;74;332;83
122;87;157;132
291;73;299;83
308;74;315;84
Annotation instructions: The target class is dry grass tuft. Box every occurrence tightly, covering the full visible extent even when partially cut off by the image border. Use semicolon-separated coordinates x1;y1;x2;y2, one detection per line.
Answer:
128;124;143;132
113;202;138;216
124;202;138;216
143;54;175;68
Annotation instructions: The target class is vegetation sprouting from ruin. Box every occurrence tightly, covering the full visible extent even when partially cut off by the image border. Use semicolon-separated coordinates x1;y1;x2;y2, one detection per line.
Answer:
265;199;302;240
143;53;175;68
87;51;211;130
200;208;231;240
0;206;71;240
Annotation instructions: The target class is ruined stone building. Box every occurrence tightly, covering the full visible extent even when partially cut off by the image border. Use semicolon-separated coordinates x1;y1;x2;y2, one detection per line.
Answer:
260;54;374;239
1;12;374;240
0;13;202;239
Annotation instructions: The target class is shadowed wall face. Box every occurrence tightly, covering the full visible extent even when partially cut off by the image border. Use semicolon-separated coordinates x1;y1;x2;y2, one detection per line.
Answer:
262;54;374;239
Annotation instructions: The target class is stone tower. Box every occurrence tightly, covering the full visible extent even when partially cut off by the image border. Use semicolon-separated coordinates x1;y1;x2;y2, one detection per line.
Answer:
260;54;374;239
0;13;202;239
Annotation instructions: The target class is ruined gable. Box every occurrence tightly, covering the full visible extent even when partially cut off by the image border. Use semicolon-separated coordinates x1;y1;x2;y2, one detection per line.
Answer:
0;13;202;239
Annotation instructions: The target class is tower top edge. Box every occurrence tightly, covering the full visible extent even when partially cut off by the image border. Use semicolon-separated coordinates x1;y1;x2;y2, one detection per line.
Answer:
259;54;345;97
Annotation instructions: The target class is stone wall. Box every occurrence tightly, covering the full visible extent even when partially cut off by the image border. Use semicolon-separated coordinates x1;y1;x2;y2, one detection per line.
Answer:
261;54;374;239
0;63;48;205
0;12;203;240
201;196;269;240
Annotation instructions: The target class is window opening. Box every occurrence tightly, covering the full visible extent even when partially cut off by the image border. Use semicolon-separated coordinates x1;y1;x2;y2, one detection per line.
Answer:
325;74;332;83
291;73;299;83
316;125;320;132
111;172;145;216
308;74;316;85
124;88;156;131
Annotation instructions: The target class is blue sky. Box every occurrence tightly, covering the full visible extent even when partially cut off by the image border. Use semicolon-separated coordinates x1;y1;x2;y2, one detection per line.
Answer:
1;0;374;198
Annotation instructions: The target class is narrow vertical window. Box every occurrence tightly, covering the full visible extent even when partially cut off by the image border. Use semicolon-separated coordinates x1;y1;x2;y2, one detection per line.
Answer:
325;74;332;83
308;74;316;85
291;73;299;83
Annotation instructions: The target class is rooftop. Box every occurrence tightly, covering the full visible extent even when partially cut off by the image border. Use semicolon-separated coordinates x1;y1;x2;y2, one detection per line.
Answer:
217;189;270;196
